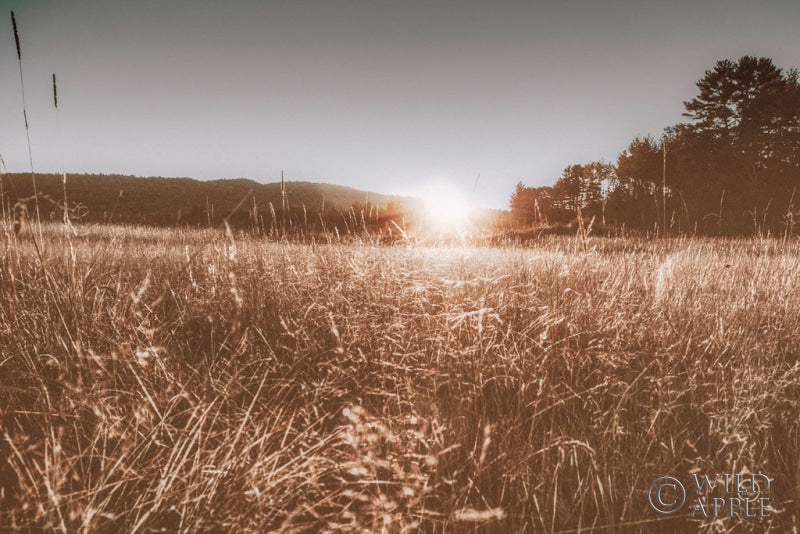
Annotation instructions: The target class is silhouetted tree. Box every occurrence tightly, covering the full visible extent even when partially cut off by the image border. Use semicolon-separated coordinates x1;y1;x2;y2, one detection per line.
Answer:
550;162;612;220
509;182;530;224
674;56;800;232
611;137;662;228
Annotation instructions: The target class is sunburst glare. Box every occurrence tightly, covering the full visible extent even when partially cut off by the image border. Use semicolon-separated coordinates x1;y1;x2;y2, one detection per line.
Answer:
420;183;472;232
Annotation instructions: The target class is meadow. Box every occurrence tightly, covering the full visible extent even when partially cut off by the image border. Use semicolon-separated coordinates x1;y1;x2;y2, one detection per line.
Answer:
1;223;799;532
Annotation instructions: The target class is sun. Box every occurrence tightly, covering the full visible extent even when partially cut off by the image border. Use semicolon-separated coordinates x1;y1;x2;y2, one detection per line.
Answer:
421;183;472;230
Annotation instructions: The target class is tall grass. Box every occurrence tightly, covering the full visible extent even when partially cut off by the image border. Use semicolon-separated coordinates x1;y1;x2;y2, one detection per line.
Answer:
1;223;799;532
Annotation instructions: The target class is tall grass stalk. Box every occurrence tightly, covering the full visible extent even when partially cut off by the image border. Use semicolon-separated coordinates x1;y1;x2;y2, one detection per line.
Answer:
10;11;40;229
0;153;6;222
52;73;71;229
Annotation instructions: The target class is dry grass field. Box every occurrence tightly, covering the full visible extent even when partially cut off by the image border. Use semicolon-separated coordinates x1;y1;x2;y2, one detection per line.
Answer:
1;223;799;532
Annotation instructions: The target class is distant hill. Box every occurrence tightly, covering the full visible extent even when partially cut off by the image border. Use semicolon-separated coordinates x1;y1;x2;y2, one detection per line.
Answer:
0;173;417;228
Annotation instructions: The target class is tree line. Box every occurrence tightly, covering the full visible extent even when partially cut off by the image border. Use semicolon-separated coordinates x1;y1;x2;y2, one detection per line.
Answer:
510;56;800;235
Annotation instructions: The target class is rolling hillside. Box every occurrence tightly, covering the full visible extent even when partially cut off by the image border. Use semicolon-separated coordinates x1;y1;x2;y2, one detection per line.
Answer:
0;173;415;227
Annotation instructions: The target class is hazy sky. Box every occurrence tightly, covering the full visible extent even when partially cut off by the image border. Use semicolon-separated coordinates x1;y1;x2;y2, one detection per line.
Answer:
1;1;799;208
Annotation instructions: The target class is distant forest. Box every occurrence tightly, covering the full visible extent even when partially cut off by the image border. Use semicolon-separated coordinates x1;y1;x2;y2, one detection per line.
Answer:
0;173;419;236
510;56;800;236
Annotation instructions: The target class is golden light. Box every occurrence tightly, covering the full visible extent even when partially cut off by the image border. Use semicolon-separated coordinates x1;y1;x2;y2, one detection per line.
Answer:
421;183;472;231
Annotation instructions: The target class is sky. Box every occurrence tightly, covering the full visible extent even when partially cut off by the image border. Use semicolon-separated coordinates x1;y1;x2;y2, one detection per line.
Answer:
1;0;799;208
